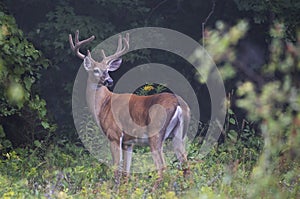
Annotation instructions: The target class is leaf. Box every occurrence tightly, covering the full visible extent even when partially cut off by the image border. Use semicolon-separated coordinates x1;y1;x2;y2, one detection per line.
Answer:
24;77;33;91
228;109;234;115
0;125;5;138
41;121;50;129
34;140;42;148
229;118;236;125
228;130;238;142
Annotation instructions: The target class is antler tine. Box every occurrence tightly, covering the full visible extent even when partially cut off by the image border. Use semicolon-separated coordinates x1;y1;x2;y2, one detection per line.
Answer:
103;33;130;62
125;33;129;44
87;50;92;58
68;34;76;51
101;49;106;58
123;33;129;49
75;30;80;44
116;34;123;52
69;30;95;60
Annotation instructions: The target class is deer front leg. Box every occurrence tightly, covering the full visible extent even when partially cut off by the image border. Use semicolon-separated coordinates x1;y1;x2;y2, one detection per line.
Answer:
122;144;133;181
110;140;122;185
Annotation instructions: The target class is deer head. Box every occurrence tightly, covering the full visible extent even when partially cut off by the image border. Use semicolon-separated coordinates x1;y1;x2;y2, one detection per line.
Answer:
69;30;129;87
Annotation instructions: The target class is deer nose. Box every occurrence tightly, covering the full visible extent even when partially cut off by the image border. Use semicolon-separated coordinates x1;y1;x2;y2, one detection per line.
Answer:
104;79;113;87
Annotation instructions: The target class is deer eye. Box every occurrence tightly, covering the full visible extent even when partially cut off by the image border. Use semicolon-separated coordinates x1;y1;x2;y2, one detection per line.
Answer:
93;68;101;76
102;70;108;76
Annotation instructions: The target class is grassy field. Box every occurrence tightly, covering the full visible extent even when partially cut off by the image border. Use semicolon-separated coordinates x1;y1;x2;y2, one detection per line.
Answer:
1;125;298;199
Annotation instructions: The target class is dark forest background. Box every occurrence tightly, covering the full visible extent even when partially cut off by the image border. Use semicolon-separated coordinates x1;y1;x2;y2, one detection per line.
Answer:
0;0;275;144
0;0;299;198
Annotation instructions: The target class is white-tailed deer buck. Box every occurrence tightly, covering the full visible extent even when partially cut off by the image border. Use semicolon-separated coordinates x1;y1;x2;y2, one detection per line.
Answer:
69;30;190;186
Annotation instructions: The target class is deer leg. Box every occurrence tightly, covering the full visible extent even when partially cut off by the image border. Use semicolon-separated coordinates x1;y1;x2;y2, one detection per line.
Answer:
172;119;190;175
151;149;165;174
110;140;123;185
151;149;165;191
122;144;133;181
149;136;165;190
172;136;187;164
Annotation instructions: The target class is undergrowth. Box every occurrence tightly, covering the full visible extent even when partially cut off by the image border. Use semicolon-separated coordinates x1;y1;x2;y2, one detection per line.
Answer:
0;122;298;198
0;123;263;199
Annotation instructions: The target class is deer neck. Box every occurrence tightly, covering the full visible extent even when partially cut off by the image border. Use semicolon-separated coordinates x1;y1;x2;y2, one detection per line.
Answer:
86;78;112;121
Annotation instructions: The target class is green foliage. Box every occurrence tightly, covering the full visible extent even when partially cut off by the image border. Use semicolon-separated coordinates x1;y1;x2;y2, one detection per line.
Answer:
193;20;300;198
190;20;248;83
0;125;12;152
0;10;55;148
235;24;300;198
0;12;45;114
0;131;262;198
234;0;300;40
0;142;110;198
29;4;112;64
27;0;150;65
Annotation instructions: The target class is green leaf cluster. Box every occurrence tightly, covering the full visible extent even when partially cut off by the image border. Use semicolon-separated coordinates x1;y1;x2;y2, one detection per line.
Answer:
235;24;300;198
234;0;300;40
0;10;55;148
193;20;300;198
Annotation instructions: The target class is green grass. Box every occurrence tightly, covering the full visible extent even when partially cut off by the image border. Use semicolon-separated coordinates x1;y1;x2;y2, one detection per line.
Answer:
0;132;299;199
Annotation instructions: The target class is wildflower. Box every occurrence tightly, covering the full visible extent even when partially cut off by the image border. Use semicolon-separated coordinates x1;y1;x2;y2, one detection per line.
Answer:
143;85;154;91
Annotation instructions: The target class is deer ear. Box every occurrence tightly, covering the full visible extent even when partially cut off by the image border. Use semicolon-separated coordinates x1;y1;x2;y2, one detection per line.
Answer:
108;58;122;71
83;56;92;71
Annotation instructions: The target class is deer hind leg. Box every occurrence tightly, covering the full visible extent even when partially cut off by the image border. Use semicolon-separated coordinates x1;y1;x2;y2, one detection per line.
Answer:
166;106;188;167
172;114;189;175
149;136;165;190
151;149;165;191
172;127;187;163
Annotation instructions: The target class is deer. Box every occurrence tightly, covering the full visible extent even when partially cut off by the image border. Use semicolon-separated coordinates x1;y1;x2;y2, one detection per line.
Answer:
69;30;191;188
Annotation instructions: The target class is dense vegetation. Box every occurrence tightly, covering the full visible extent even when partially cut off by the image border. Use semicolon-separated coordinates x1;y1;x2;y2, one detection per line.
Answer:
1;0;299;198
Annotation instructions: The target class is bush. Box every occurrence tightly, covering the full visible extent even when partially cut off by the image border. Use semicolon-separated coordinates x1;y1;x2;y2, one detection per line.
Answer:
0;9;55;149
